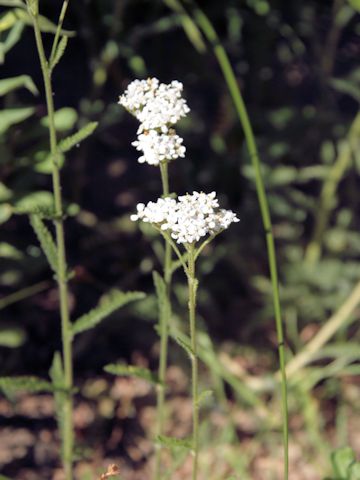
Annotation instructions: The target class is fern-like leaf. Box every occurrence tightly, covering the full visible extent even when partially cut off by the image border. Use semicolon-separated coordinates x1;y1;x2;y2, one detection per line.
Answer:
157;435;193;450
30;215;58;273
0;376;53;393
49;36;68;72
49;352;66;461
71;290;145;336
104;363;159;385
58;122;98;153
29;214;58;273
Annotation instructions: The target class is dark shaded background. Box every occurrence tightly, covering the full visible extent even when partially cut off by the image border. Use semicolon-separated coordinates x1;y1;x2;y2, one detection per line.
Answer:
0;0;360;477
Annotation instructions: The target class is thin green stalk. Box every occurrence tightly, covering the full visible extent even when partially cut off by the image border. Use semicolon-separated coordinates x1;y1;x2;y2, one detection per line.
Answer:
49;0;69;63
27;2;73;479
187;247;199;480
0;281;49;310
191;6;289;478
154;161;172;480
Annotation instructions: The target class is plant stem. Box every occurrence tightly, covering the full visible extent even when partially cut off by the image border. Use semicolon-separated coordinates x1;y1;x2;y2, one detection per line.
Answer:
49;0;69;63
28;4;73;479
154;161;172;480
0;281;49;310
191;6;289;478
187;247;199;480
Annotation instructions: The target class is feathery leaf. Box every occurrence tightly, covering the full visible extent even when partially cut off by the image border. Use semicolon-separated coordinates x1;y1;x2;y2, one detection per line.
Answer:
157;435;193;450
49;352;66;461
29;214;58;273
104;363;159;385
58;122;98;153
0;376;53;393
49;36;68;72
71;290;145;336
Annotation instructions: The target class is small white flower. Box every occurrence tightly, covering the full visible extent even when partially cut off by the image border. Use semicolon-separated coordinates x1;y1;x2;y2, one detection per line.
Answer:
118;78;159;112
131;192;239;244
119;78;190;131
132;130;186;166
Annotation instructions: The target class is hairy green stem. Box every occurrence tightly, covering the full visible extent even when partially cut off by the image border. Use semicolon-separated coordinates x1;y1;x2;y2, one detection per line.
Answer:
191;6;289;478
187;247;199;480
154;161;172;479
28;3;73;479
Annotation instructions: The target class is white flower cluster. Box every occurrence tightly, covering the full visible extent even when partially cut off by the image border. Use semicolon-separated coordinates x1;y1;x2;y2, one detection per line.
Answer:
132;130;186;166
119;78;189;166
119;78;189;132
131;192;239;244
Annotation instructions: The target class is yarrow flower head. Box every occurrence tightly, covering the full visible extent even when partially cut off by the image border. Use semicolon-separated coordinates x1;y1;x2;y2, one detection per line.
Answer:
132;130;185;166
119;78;190;133
131;191;239;245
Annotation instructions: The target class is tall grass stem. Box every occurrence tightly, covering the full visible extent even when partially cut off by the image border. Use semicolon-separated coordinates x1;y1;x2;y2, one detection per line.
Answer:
191;6;289;478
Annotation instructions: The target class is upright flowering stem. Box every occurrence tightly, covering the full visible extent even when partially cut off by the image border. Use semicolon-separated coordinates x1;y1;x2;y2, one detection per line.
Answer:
192;6;289;478
187;246;199;480
27;2;74;479
154;161;172;479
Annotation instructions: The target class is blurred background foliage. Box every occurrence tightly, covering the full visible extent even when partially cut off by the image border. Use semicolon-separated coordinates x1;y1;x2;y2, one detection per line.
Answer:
1;0;360;478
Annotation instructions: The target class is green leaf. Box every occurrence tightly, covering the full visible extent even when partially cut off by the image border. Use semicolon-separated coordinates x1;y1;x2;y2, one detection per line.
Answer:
348;0;360;12
41;107;78;132
163;0;206;53
26;0;38;16
0;327;26;347
49;36;68;72
104;363;159;385
0;376;53;393
49;352;65;460
171;332;194;358
0;0;26;7
331;447;356;478
0;204;12;224
58;121;98;153
0;182;12;202
3;19;24;53
0;74;38;96
12;8;75;36
0;10;19;32
29;214;58;273
49;351;64;390
0;242;23;259
0;107;35;134
34;151;65;174
330;78;360;103
13;191;54;215
71;290;145;336
157;435;193;450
